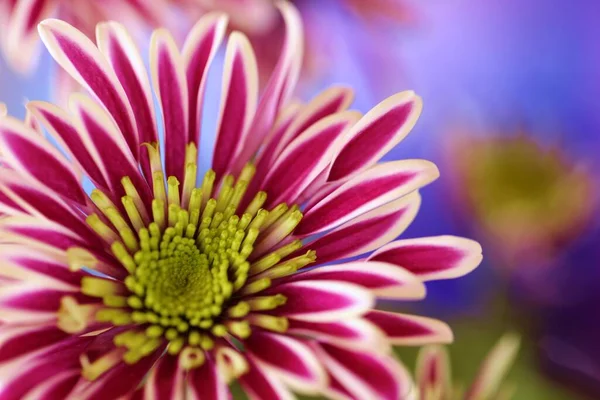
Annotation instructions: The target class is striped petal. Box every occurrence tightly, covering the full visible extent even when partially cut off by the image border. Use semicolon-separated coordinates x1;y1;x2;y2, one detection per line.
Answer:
270;280;374;322
305;192;421;266
4;0;55;73
230;1;303;174
296;159;439;236
261;111;360;208
26;101;110;190
288;318;388;353
415;345;452;399
188;358;229;400
96;21;158;147
368;236;483;281
0;116;86;205
69;94;151;204
315;342;414;400
365;310;453;345
150;28;189;182
238;357;295;400
245;332;327;394
38;19;139;157
328;91;423;181
212;32;258;179
0;324;70;365
465;334;521;400
22;370;80;400
183;13;228;146
142;355;186;400
291;261;426;300
260;86;355;170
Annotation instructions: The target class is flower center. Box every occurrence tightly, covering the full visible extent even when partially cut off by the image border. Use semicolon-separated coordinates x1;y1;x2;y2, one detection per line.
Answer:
68;143;316;371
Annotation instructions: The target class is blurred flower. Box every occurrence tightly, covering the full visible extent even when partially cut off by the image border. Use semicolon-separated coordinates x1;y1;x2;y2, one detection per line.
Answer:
443;132;595;270
0;103;5;117
0;3;482;399
416;333;521;400
175;0;413;92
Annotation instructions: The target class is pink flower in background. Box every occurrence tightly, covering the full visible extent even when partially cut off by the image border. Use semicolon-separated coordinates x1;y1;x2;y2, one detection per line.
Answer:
0;3;481;399
416;333;521;400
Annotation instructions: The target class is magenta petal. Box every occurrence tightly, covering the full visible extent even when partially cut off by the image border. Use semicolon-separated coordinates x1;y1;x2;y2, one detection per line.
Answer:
144;354;185;400
368;236;483;281
244;332;326;393
0;117;86;205
261;111;360;208
365;310;453;345
38;19;139;157
296;160;439;236
270;280;374;322
27;101;110;190
183;14;228;146
188;358;229;400
316;342;414;400
304;192;421;266
0;324;69;364
415;345;451;398
290;261;426;300
212;32;258;180
97;22;159;147
150;29;189;182
288;318;388;353
328;91;422;181
238;357;295;400
230;2;303;175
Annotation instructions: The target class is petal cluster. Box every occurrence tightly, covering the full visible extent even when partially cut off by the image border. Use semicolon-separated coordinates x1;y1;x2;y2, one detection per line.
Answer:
0;3;482;399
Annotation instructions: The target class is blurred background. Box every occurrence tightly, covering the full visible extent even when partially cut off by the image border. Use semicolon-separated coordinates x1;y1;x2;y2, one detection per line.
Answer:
1;0;598;398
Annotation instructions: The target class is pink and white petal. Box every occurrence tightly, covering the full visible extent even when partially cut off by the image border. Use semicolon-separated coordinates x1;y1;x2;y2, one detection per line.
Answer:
143;354;186;400
269;280;374;322
183;13;228;146
0;324;70;365
24;109;43;135
365;310;453;346
96;21;158;146
368;236;483;281
22;369;80;400
0;173;97;243
230;1;303;174
70;350;164;400
150;28;189;182
315;342;415;400
38;19;139;156
0;116;86;205
244;332;327;394
288;318;389;353
304;192;421;266
465;333;521;400
415;345;452;398
290;261;426;300
262;86;355;169
0;246;82;289
0;285;69;324
238;356;295;400
188;358;230;400
4;0;55;73
69;94;151;204
261;111;361;208
328;91;423;182
26;101;110;190
296;159;439;236
212;32;258;179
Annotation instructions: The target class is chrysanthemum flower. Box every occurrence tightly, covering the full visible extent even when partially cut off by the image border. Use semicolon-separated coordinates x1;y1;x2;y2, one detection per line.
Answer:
415;333;520;400
443;132;594;269
0;3;481;399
